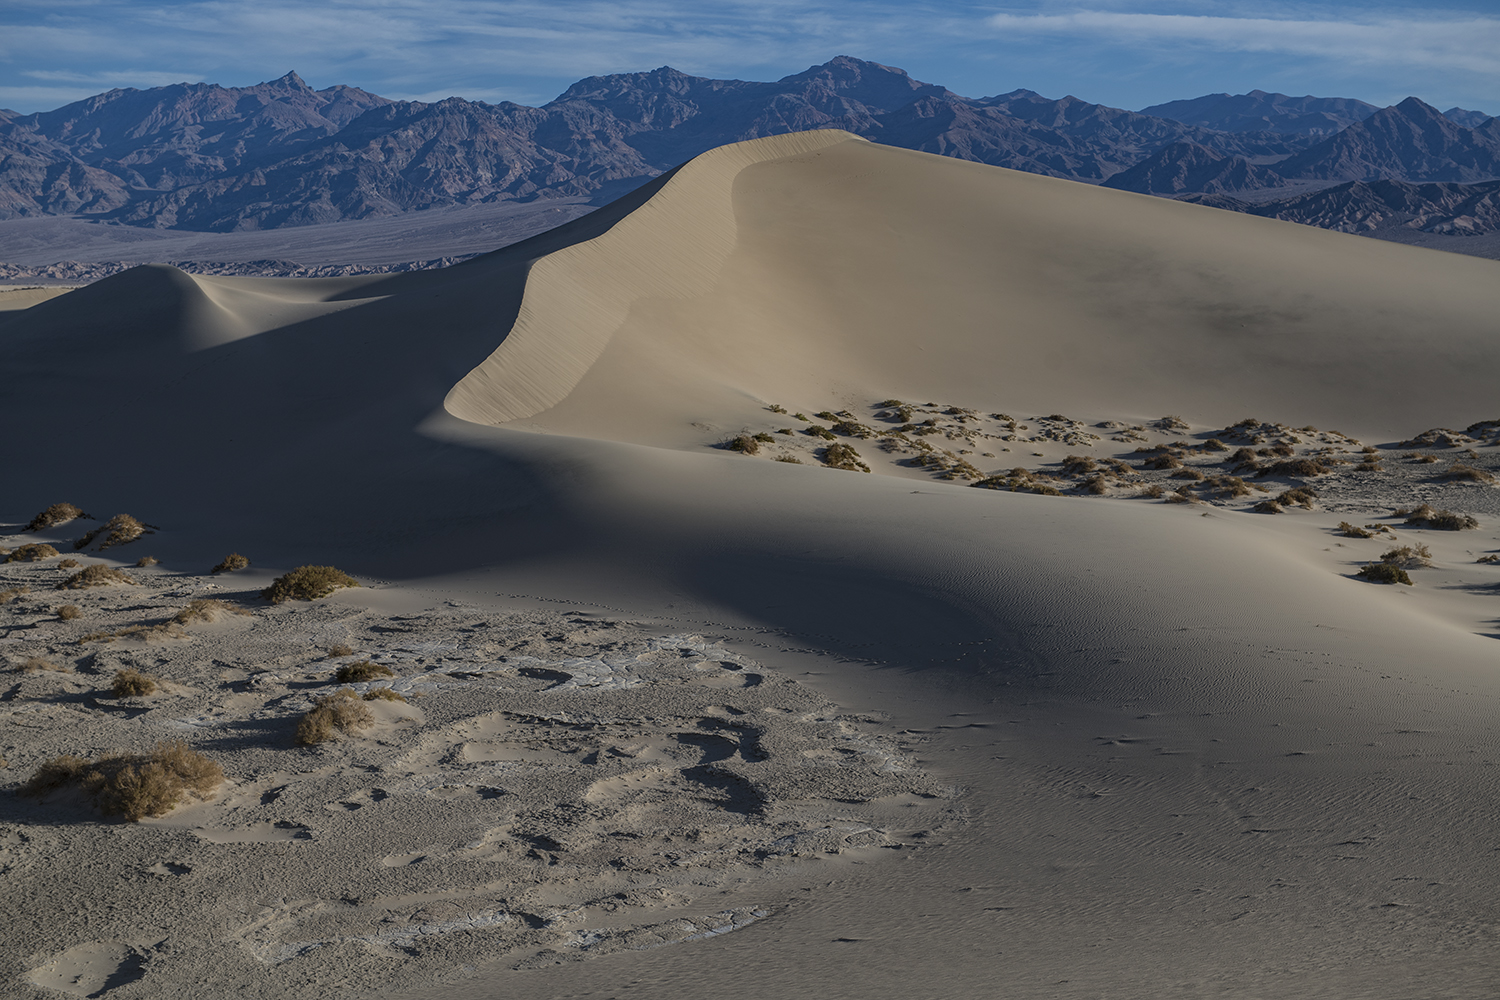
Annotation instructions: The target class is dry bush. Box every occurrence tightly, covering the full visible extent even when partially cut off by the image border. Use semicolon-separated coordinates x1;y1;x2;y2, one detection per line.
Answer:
74;514;148;551
0;586;31;604
821;443;871;473
172;599;251;625
20;739;223;821
1061;455;1097;475
56;604;81;620
135;556;159;567
1357;563;1413;585
56;565;133;590
363;687;407;703
57;558;80;569
111;668;158;698
1399;505;1479;530
804;425;837;441
335;660;395;683
1141;484;1165;499
1170;468;1206;481
831;420;874;439
1141;454;1182;470
1082;474;1110;495
726;435;760;455
1380;544;1432;569
1478;555;1500;564
815;410;839;421
1253;499;1284;514
20;657;70;673
1278;487;1318;510
1443;463;1497;485
1200;475;1253;499
5;543;59;563
1164;489;1197;504
1354;460;1383;472
767;404;787;414
26;503;89;531
1337;522;1374;539
327;643;355;658
1259;458;1333;478
772;455;803;464
211;553;251;574
262;565;359;604
296;688;374;745
1416;454;1439;464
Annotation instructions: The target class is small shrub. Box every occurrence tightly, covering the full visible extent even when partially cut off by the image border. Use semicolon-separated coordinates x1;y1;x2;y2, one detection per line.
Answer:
1380;544;1432;569
1082;474;1110;495
1061;455;1096;475
726;435;760;455
135;556;159;567
5;543;59;563
56;565;134;590
56;604;81;620
1141;454;1182;470
173;599;251;625
0;586;31;603
1278;487;1317;510
804;425;836;441
1259;458;1332;478
820;443;871;473
767;404;787;414
20;657;70;673
1416;454;1439;464
1354;460;1383;472
1200;475;1252;499
1337;522;1374;539
327;643;355;657
1478;554;1499;564
296;688;374;745
21;740;223;821
878;398;904;408
335;660;395;683
1400;505;1479;531
363;687;407;703
112;668;158;697
772;455;803;464
1357;563;1413;585
753;432;775;444
74;514;148;551
1253;499;1283;514
1443;463;1497;484
57;558;80;569
212;553;251;574
1203;439;1229;452
26;503;89;531
1141;484;1165;499
815;411;839;421
1170;468;1205;481
792;413;809;422
830;420;874;439
262;565;359;604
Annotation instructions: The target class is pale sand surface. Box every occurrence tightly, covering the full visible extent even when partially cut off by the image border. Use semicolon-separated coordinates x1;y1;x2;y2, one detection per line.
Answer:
0;288;78;312
3;131;1500;998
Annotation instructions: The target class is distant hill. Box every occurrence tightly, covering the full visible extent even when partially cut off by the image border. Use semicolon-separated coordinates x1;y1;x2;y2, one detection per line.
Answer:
1140;90;1378;136
1184;178;1500;237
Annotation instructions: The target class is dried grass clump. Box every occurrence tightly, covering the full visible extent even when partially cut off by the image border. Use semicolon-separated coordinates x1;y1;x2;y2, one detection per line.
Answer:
135;556;159;567
1140;484;1165;499
211;553;251;574
1398;505;1479;531
57;558;80;569
74;514;148;551
1259;458;1333;479
1061;455;1097;475
1170;468;1205;481
111;668;158;698
726;435;760;455
1200;475;1253;499
56;565;133;590
172;599;251;625
831;420;874;439
0;586;31;604
804;425;837;441
1082;474;1111;495
296;688;374;745
1478;555;1500;564
262;565;359;604
363;687;407;703
327;643;355;658
767;404;787;414
26;503;89;531
821;443;871;473
1253;499;1284;514
1356;563;1413;585
1277;487;1318;510
1380;545;1432;569
1443;463;1497;485
1337;522;1374;539
335;660;395;683
1140;453;1182;470
773;455;803;464
56;604;81;620
5;543;59;563
20;739;223;821
80;622;186;645
19;657;70;673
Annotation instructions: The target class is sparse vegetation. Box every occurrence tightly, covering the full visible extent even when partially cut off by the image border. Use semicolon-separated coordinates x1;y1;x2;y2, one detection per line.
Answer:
57;558;80;569
111;668;159;698
56;565;134;590
26;503;89;531
212;553;251;574
335;660;395;683
19;657;70;673
1443;463;1497;484
820;443;871;472
327;643;355;657
1379;544;1432;569
1397;505;1479;531
363;687;407;703
262;565;359;604
726;435;761;455
1170;468;1206;481
753;432;775;444
74;514;148;551
1356;563;1413;585
173;599;251;625
135;556;159;567
1061;455;1096;475
56;604;81;620
767;404;787;414
772;455;803;464
295;688;374;745
0;586;31;603
804;425;837;441
1478;555;1500;564
5;543;59;563
1337;522;1374;538
20;739;223;821
1252;499;1284;514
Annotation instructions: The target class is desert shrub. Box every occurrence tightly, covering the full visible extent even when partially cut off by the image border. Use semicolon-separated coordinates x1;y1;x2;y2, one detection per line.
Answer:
767;404;787;414
111;668;158;698
1082;475;1110;495
1443;463;1497;484
1356;563;1413;585
363;687;407;703
815;411;839;421
20;657;70;673
1170;468;1205;481
804;425;836;441
56;604;81;620
1416;454;1439;464
820;443;871;473
296;688;374;745
1278;487;1318;510
726;435;760;455
1164;489;1197;504
792;413;809;422
1203;439;1229;452
1354;460;1383;472
1337;522;1374;539
74;514;148;551
1141;484;1165;499
57;558;80;569
831;420;874;439
1399;505;1479;530
1061;455;1096;475
1269;441;1296;457
1253;499;1283;514
1259;458;1332;478
262;565;359;604
135;556;159;567
1227;447;1258;465
1141;454;1182;470
335;660;395;683
1380;544;1432;569
173;599;251;625
772;455;802;464
752;432;776;444
327;643;355;657
1478;555;1500;564
211;553;251;574
0;586;30;604
1200;475;1252;499
56;565;133;590
5;543;59;563
21;740;223;821
26;503;89;531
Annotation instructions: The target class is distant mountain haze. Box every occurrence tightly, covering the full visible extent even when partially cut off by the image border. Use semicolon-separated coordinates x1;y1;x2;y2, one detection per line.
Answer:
0;57;1496;240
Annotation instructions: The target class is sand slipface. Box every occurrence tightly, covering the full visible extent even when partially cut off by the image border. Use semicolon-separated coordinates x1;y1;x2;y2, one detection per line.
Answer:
3;131;1500;998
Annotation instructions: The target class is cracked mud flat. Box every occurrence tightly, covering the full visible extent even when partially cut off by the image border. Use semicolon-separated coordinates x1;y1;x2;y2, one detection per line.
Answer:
0;548;955;999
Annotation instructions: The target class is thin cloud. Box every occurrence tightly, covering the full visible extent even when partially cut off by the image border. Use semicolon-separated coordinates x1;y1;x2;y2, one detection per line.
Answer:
986;10;1500;76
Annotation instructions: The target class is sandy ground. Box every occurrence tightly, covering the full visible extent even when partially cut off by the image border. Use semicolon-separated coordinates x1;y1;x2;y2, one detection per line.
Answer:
4;131;1500;999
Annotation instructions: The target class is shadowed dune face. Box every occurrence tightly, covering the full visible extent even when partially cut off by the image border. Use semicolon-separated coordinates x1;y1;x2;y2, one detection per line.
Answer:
449;131;1500;445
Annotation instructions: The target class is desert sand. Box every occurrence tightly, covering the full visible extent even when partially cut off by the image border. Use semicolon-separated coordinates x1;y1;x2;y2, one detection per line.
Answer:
3;129;1500;999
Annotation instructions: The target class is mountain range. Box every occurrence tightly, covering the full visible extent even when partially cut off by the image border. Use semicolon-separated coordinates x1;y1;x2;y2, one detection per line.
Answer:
1;56;1496;242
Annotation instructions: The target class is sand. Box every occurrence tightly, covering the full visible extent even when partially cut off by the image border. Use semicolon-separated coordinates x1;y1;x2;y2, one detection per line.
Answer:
3;130;1500;998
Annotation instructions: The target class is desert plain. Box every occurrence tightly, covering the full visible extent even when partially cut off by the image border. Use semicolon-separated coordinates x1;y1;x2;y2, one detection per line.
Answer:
3;129;1500;998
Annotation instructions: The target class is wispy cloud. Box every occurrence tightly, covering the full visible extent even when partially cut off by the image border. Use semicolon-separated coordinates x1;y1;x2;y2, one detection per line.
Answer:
986;10;1500;76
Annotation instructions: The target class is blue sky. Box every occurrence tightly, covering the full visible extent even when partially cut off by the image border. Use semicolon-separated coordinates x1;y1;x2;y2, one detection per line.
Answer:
0;1;1495;116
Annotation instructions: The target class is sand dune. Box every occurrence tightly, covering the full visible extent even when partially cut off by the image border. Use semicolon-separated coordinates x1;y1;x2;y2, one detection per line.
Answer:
3;131;1500;998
